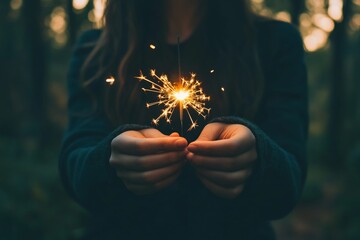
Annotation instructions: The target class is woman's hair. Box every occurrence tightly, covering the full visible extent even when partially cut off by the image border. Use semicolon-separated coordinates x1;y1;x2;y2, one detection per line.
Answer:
81;0;264;125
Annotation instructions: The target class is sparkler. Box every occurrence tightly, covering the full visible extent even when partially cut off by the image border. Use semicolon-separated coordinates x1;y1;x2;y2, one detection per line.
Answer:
106;39;211;133
135;38;211;133
136;70;211;132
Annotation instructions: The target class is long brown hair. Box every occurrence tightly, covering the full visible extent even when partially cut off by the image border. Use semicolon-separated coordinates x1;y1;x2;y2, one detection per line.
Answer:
81;0;264;126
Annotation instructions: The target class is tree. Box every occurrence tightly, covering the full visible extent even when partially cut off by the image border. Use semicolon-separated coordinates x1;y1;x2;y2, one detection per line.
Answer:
22;0;46;142
290;0;305;26
328;0;353;166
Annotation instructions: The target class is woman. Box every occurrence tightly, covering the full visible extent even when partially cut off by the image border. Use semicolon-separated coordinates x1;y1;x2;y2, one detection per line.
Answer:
59;0;308;239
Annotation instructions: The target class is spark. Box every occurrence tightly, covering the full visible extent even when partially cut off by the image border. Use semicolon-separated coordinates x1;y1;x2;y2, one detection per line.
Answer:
210;69;215;73
106;76;115;85
221;87;225;92
149;44;156;50
136;70;211;131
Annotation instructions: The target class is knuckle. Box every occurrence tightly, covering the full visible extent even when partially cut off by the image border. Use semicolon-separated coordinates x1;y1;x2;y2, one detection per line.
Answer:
109;155;117;166
111;137;120;150
246;169;253;178
116;171;123;178
141;172;155;183
136;157;147;169
171;152;183;162
250;149;258;161
224;173;234;183
232;185;244;197
132;141;142;152
193;155;204;165
225;159;238;171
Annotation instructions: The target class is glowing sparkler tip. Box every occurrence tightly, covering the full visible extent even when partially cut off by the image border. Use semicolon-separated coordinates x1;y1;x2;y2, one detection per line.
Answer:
221;87;225;92
188;122;198;131
150;44;156;50
210;69;215;73
138;70;210;131
106;76;115;85
174;90;190;101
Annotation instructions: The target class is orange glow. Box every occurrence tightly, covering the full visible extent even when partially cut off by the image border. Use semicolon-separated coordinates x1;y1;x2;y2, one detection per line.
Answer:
350;14;360;30
275;11;291;23
10;0;22;10
328;0;343;22
304;28;328;52
312;13;335;32
88;0;106;27
300;13;312;28
72;0;89;10
50;16;66;34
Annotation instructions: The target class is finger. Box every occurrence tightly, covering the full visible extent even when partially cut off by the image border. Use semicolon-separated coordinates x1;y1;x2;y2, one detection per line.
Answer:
187;149;256;171
113;135;188;155
141;128;167;138
112;151;186;171
195;123;225;141
197;174;244;199
169;132;180;137
124;171;181;196
195;168;252;188
116;161;184;184
188;138;253;157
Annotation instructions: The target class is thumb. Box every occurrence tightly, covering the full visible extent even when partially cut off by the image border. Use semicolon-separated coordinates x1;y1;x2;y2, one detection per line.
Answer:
194;123;225;142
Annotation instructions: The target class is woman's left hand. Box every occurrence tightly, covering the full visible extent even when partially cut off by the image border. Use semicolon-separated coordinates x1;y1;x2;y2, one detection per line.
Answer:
187;123;257;199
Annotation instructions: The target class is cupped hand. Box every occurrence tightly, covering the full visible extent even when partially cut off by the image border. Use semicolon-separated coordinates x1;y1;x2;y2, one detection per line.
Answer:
187;123;257;199
110;129;187;195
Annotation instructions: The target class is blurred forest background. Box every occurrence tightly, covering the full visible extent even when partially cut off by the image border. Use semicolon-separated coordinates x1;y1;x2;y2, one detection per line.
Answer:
0;0;360;239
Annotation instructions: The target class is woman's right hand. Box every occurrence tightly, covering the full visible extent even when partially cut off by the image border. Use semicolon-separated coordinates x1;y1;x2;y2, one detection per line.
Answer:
110;129;188;195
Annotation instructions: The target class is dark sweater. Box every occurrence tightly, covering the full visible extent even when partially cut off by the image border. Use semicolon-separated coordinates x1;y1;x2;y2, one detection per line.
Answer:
59;19;308;240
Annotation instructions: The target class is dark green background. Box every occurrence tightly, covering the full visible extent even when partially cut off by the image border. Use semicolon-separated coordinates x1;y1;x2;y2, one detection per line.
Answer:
1;0;359;239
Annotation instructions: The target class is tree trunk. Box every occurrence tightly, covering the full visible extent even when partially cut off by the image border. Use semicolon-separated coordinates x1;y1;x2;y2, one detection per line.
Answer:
0;0;15;136
328;0;353;166
290;0;304;26
22;0;46;142
67;0;77;45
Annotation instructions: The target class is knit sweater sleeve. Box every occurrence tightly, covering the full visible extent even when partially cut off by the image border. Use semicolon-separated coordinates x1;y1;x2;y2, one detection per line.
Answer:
211;22;308;220
58;30;164;217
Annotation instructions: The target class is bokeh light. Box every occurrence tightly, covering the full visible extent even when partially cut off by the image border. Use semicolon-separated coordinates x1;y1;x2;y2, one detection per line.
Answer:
72;0;89;11
328;0;344;21
304;28;328;52
48;7;68;46
275;11;292;23
10;0;22;11
88;0;106;27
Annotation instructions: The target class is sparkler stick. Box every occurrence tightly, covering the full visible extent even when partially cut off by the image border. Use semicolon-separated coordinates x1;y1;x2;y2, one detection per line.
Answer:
177;36;184;135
